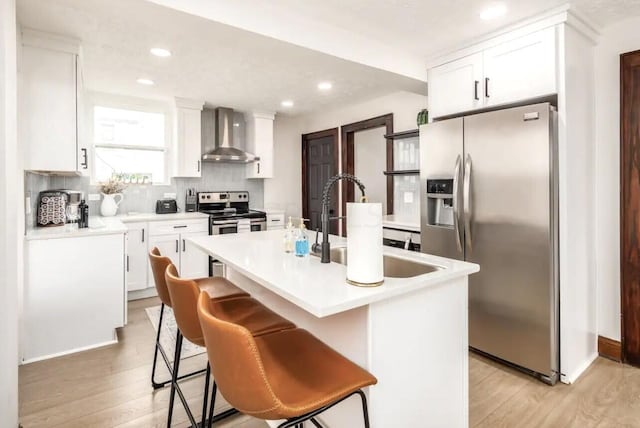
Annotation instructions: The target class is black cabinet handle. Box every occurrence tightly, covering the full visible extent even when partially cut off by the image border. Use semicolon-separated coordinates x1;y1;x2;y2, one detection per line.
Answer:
182;239;186;252
80;148;88;169
485;77;490;98
173;225;187;229
257;162;260;175
126;255;129;272
474;80;479;101
142;229;145;243
175;240;179;253
197;160;201;172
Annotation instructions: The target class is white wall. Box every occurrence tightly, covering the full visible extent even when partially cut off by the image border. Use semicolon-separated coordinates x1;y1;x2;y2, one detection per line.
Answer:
594;17;640;342
264;91;427;219
0;0;19;425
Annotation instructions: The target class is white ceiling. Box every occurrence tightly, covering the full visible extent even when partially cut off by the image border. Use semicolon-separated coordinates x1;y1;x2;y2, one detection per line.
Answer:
16;0;426;116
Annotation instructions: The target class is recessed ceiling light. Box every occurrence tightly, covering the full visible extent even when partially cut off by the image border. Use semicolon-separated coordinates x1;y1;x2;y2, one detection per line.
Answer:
317;82;332;90
150;47;172;57
136;78;155;86
281;100;294;108
480;4;507;20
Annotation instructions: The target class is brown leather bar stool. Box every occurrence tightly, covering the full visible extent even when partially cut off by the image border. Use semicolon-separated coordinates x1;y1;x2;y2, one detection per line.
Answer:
165;263;296;428
148;247;249;389
196;292;378;428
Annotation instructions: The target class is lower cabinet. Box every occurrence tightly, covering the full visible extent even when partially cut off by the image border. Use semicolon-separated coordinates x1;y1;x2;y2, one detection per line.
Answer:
126;218;209;299
266;212;285;230
23;233;126;363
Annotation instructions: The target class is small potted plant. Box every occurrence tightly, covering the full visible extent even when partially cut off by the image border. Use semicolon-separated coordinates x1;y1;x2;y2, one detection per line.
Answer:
99;176;127;217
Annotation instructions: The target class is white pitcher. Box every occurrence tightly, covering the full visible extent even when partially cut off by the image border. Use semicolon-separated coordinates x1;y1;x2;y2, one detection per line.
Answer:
100;193;123;217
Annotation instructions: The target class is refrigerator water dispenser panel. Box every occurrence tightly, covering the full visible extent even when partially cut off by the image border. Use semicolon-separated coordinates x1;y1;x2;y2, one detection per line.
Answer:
426;179;454;227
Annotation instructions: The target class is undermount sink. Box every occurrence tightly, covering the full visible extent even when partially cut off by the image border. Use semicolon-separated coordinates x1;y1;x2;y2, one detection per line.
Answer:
313;246;442;278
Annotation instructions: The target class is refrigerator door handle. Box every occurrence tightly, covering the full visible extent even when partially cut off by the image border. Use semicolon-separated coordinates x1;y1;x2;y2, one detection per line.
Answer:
453;155;463;252
463;154;473;250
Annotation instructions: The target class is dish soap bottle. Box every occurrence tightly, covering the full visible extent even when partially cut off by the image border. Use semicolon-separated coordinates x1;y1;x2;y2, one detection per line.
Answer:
295;219;309;257
283;216;295;253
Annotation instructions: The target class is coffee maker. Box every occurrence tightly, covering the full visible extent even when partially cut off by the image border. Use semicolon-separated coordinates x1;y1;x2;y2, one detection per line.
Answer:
60;190;84;224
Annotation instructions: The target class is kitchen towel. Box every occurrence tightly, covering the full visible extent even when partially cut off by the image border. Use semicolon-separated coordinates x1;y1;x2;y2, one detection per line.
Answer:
346;202;384;286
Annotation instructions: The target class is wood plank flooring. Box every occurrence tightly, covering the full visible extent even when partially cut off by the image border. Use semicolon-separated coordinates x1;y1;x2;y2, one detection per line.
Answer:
19;297;640;427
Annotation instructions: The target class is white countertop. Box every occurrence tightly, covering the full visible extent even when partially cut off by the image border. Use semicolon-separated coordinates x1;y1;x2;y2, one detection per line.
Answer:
187;230;478;318
118;211;209;223
26;212;209;240
26;216;127;240
382;215;420;233
255;208;285;215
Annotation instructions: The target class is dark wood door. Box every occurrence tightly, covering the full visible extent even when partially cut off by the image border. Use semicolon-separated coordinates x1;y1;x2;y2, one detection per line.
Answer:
302;129;339;235
621;49;640;366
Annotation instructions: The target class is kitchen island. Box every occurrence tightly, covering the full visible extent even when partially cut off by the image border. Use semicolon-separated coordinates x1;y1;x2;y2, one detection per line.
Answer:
188;230;479;428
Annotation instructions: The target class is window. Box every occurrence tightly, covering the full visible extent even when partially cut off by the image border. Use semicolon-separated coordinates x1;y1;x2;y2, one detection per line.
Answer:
92;103;168;184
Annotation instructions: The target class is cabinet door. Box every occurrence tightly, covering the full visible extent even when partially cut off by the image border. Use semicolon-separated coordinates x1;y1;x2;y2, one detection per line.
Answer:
126;222;148;291
482;28;556;107
267;213;285;230
246;113;274;179
428;52;483;119
174;107;202;177
22;45;78;172
148;233;181;279
180;231;210;279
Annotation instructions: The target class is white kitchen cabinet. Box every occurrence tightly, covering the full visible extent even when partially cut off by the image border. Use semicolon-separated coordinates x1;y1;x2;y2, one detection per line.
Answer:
245;112;275;179
173;98;204;178
428;53;483;118
266;212;285;230
427;28;557;118
23;233;126;362
21;30;87;173
482;27;556;107
125;222;148;292
148;218;209;280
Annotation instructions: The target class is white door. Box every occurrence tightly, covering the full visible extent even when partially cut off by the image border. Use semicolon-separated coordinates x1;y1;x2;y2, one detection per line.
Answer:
482;28;556;107
180;231;210;279
126;222;148;291
428;52;483;119
148;233;181;277
22;45;77;172
175;107;202;177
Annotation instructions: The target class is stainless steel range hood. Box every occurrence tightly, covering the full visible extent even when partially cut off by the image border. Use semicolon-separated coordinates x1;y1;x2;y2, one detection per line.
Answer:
201;107;259;163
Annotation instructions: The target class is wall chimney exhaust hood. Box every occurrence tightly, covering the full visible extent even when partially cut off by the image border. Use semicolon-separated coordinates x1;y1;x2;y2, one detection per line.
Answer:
201;107;259;163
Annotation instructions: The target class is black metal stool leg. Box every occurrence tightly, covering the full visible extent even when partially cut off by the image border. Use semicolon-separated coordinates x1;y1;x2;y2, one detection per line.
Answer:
208;381;217;428
151;303;166;389
167;329;182;427
201;363;211;427
356;390;370;428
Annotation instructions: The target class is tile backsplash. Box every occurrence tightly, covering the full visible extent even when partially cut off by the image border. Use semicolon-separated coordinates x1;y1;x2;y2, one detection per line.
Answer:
25;162;264;227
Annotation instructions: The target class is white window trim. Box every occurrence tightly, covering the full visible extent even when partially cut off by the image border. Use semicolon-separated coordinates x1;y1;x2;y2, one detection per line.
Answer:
86;91;173;186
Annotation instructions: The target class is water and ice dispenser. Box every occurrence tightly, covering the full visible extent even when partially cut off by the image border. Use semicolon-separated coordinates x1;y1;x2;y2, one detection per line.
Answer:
425;179;454;227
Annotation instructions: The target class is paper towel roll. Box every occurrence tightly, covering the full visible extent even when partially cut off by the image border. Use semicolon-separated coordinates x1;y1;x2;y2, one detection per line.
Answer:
346;202;384;286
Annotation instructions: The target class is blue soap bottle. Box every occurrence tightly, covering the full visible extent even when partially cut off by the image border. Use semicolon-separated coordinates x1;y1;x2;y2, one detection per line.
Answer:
295;219;309;257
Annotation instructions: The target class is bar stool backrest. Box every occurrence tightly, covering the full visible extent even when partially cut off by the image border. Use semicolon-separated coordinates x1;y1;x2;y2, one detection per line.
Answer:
196;292;284;419
165;263;205;345
148;247;173;307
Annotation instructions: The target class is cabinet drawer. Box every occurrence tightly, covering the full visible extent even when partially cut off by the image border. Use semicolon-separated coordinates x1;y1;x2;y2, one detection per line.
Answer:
148;219;208;236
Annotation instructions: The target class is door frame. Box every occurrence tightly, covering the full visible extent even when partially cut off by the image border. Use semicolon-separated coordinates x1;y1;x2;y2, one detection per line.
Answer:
341;113;394;235
621;49;640;365
301;128;340;231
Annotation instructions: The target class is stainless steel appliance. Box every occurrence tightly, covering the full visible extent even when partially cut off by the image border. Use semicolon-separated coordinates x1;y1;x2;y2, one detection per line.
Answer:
201;107;259;163
59;190;83;224
197;191;267;274
155;199;178;214
420;102;559;384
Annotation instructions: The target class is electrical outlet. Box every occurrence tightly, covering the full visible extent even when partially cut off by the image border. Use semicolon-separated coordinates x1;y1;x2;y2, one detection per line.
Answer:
163;192;176;199
25;197;31;214
88;193;100;201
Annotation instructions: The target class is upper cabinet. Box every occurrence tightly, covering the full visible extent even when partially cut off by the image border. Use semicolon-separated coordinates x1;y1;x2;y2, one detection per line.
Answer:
21;30;88;173
173;98;204;178
245;112;275;179
428;27;557;119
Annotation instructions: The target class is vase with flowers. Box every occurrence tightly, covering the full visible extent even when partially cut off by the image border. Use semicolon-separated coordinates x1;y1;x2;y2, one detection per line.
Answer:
100;177;127;217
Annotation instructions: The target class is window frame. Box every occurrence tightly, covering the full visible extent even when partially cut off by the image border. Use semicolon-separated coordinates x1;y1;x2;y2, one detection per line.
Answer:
86;91;173;186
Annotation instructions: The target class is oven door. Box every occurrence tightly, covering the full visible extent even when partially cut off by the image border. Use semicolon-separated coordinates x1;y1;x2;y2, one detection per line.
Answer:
211;220;239;235
250;218;267;232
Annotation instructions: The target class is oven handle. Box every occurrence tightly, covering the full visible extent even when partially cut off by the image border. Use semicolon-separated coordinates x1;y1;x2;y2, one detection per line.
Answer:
212;220;239;226
250;218;266;224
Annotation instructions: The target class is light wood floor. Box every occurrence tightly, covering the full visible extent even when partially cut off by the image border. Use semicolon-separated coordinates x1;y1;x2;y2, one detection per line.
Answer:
19;298;640;427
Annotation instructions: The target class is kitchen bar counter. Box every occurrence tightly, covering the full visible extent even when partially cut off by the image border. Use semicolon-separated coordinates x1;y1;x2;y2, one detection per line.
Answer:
188;230;478;428
118;211;209;223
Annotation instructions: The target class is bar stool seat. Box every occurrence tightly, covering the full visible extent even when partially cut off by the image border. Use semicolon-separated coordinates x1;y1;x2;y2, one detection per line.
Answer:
253;328;377;419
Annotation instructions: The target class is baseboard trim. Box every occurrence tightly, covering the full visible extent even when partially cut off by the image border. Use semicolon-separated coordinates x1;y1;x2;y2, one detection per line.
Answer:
21;337;118;365
598;335;622;362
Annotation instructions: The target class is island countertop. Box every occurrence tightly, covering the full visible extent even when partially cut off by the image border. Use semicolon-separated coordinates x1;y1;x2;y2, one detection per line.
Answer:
187;230;479;318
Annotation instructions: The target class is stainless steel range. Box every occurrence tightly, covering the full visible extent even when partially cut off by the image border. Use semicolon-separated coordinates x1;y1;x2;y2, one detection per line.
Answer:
197;191;266;275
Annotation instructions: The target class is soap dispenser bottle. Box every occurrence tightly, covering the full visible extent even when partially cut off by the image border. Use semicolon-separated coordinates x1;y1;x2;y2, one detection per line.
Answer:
295;219;309;257
283;216;295;253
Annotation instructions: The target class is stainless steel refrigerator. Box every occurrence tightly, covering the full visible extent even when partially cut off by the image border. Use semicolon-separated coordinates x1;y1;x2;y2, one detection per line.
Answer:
420;102;559;384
